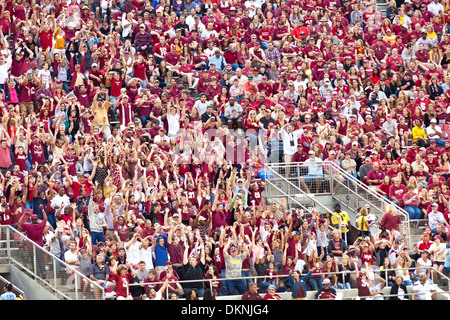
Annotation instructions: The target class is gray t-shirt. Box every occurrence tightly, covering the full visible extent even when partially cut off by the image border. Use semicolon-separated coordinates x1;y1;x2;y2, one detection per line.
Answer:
135;268;149;282
224;103;243;118
224;253;247;279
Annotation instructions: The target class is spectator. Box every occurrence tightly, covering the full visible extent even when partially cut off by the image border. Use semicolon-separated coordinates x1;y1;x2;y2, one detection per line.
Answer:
413;272;436;300
223;232;249;295
314;278;337;299
241;282;262;300
0;283;16;300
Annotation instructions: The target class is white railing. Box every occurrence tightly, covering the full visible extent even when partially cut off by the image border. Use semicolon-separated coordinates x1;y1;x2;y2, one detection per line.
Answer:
326;161;411;241
262;163;345;240
264;161;411;242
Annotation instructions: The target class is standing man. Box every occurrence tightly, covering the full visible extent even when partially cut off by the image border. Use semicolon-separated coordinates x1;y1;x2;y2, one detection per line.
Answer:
223;233;249;295
17;211;48;279
278;122;304;166
330;203;352;244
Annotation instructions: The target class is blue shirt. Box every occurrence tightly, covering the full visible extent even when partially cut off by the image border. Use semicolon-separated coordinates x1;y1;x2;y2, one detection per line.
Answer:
208;55;225;72
153;234;168;266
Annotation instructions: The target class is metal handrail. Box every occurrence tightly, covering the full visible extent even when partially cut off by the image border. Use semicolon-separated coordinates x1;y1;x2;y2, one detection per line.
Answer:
325;161;411;241
327;161;410;219
263;163;344;240
0;225;105;300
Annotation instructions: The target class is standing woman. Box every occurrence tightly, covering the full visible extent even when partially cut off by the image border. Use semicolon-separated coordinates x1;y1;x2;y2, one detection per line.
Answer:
110;260;136;300
402;184;422;220
439;152;450;180
429;75;444;100
356;207;371;238
337;254;355;289
380;204;401;232
237;42;250;69
307;249;324;291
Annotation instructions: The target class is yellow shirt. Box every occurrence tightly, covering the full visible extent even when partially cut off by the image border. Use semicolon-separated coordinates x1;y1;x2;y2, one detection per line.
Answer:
412;126;427;141
357;215;368;231
331;210;350;233
92;103;110;126
53;28;66;49
427;32;437;40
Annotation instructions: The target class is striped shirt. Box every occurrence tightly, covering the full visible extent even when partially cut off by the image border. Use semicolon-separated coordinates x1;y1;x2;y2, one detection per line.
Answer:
134;32;152;47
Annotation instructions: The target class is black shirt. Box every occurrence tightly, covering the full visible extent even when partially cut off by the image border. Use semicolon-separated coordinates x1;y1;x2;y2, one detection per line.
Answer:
259;116;276;129
400;78;414;90
89;262;110;281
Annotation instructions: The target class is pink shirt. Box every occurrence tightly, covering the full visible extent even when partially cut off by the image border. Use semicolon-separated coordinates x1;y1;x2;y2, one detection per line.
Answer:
0;146;12;168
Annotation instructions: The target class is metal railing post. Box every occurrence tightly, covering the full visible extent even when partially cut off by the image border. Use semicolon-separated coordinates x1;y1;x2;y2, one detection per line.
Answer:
6;227;10;259
33;245;37;275
329;163;334;195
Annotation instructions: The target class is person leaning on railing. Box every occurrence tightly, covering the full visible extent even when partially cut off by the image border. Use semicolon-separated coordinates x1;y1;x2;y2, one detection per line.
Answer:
287;268;312;300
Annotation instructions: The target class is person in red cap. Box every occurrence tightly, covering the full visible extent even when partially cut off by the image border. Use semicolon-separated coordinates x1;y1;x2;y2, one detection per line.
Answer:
17;209;48;278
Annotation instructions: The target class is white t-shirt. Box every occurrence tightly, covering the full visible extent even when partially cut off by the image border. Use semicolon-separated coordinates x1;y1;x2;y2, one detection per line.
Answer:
167;113;180;136
279;128;303;156
51;194;71;211
426;125;442;140
64;249;79;265
126;241;142;265
415;257;432;276
139;246;154;270
121;15;136;38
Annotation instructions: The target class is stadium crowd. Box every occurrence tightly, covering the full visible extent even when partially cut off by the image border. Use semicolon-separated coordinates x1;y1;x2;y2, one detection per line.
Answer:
1;0;450;301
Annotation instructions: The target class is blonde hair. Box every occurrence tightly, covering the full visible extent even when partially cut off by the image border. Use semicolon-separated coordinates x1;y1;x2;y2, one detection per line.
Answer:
360;207;368;216
385;204;398;216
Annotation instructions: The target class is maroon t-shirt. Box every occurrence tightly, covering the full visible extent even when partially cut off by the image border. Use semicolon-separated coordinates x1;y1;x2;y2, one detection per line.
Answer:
164;52;181;66
167;241;184;265
29;141;45;166
212;210;228;230
357;277;371;297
